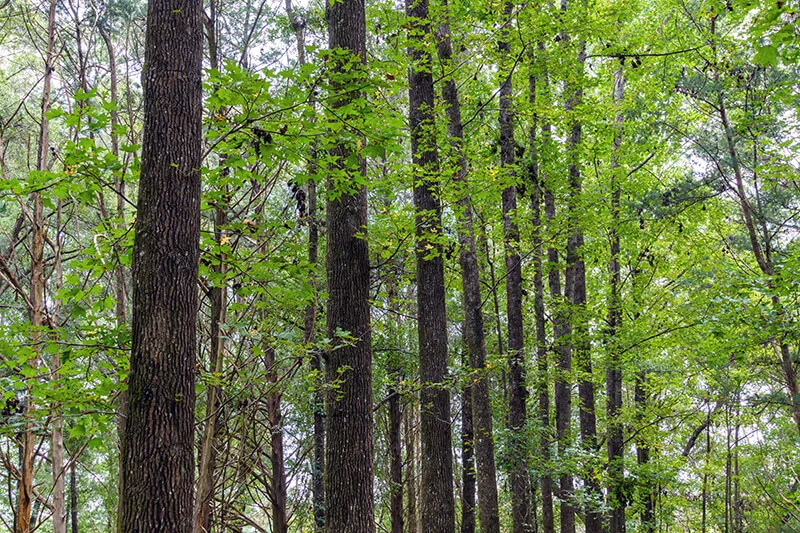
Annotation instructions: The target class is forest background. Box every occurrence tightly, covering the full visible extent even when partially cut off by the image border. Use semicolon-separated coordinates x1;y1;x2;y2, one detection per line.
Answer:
0;0;799;531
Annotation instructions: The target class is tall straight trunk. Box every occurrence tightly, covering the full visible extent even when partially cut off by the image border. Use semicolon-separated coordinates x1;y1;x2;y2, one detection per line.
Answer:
324;1;374;531
389;384;404;533
51;203;66;533
70;458;78;533
193;206;227;533
405;404;418;533
117;0;203;529
406;1;455;531
606;65;626;533
265;348;288;533
433;6;499;533
100;25;129;533
17;1;56;531
460;344;476;533
285;0;324;528
498;4;531;532
563;32;601;533
529;45;554;533
635;373;654;533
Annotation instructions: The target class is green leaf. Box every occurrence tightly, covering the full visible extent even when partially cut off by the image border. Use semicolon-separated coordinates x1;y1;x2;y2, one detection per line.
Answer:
754;45;778;66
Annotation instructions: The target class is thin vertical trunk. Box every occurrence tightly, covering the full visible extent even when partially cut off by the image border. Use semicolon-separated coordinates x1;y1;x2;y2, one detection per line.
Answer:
266;348;288;533
51;202;66;533
324;1;374;531
406;1;455;530
563;31;601;533
70;458;78;533
529;44;554;533
405;403;418;533
285;0;324;527
635;371;654;533
434;5;498;533
460;344;476;533
389;385;404;533
701;406;711;533
498;3;530;532
17;1;56;531
117;0;203;529
193;206;227;533
606;65;626;533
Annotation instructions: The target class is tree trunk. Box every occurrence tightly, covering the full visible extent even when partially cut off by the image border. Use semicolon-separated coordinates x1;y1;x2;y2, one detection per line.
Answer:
406;1;456;531
460;343;476;533
635;371;654;533
117;0;203;530
70;458;78;533
499;4;531;531
265;347;288;533
405;403;418;533
433;6;499;533
389;385;404;533
324;1;374;531
17;1;56;531
529;44;554;533
563;34;601;533
606;64;626;533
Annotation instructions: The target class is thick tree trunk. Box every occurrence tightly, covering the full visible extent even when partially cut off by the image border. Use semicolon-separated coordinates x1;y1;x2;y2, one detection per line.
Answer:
499;4;531;532
117;0;203;530
635;372;654;533
529;46;554;533
606;65;626;533
324;1;374;531
460;353;476;533
406;1;455;531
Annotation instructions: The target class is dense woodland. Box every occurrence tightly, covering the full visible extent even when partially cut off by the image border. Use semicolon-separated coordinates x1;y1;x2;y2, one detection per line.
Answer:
0;0;799;531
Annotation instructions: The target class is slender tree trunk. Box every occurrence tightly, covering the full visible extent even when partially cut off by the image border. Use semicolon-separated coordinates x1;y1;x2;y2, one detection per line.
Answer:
51;202;66;533
17;1;56;531
433;6;499;533
529;44;554;533
70;458;78;533
285;1;324;528
193;205;227;533
265;347;288;533
117;0;203;530
635;371;654;533
324;1;374;531
460;342;476;533
563;33;601;533
389;384;404;533
606;65;626;533
405;403;418;533
406;1;455;530
498;4;531;532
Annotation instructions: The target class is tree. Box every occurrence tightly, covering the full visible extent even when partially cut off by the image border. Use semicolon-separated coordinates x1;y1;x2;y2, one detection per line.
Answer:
117;0;203;531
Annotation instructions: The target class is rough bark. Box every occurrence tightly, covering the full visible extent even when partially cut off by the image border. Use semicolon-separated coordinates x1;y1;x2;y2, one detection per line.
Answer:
460;344;476;533
635;372;654;533
529;44;555;533
390;386;404;533
499;4;531;532
70;458;78;533
433;6;499;533
324;1;375;531
406;1;455;531
117;0;203;530
606;65;626;533
404;404;418;533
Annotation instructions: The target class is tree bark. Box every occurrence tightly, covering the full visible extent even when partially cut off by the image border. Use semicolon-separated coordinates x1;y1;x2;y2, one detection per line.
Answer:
529;44;555;533
406;1;456;531
266;347;288;533
117;0;203;530
433;6;499;533
324;1;375;531
404;403;418;533
389;385;404;533
606;65;626;533
70;457;78;533
635;371;654;533
498;4;531;532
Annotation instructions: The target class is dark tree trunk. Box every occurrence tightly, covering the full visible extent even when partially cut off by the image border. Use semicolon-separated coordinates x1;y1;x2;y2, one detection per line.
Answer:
389;386;404;533
529;45;555;533
606;65;626;533
563;36;601;533
498;4;531;532
460;339;476;533
406;1;455;531
324;1;374;532
635;372;654;533
433;6;499;533
405;404;418;533
70;459;78;533
266;347;288;533
117;0;203;530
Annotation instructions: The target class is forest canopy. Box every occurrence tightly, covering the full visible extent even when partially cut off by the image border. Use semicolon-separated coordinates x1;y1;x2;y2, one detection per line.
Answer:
0;0;799;532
